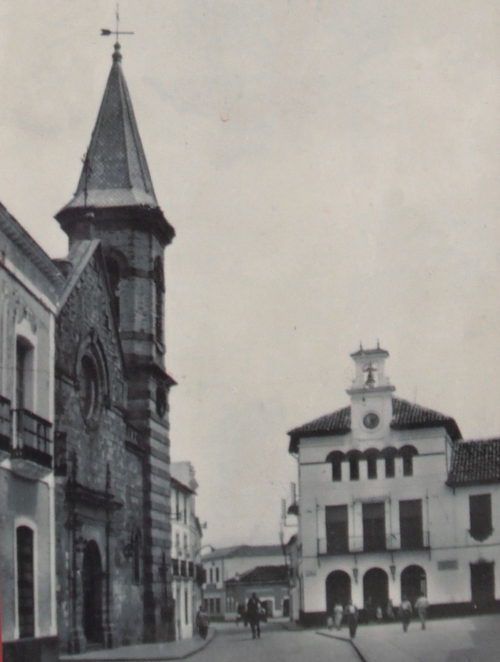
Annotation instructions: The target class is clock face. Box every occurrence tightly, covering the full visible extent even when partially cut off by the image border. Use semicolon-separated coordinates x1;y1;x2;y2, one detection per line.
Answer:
363;412;380;429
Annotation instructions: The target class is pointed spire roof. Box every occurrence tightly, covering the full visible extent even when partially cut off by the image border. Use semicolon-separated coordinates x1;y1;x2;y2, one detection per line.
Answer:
61;43;158;211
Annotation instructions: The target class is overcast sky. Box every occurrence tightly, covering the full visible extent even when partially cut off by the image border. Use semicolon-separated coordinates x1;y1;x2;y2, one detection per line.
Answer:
1;0;500;548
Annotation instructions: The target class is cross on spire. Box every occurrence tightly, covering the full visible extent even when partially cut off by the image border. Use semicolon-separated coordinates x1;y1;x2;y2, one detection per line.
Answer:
101;3;134;44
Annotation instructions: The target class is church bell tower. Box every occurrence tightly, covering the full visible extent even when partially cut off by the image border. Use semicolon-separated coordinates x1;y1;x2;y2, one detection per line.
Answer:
56;41;176;642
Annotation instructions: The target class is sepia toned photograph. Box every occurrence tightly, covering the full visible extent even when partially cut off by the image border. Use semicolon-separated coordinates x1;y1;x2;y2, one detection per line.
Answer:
1;1;500;661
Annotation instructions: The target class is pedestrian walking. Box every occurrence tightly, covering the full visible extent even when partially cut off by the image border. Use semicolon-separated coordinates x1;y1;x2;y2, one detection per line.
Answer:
344;599;359;639
376;605;383;622
247;592;262;639
196;606;209;640
399;595;413;632
415;593;429;630
334;602;344;630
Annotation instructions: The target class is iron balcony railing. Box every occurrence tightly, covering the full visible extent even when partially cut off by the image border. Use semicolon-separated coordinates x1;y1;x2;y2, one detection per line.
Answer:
12;408;52;467
318;530;430;556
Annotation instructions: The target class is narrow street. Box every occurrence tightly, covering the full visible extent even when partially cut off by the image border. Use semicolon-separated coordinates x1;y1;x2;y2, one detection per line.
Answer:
194;622;360;662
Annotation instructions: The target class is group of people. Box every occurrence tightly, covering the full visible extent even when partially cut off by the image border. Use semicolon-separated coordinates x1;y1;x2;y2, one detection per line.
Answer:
328;593;429;638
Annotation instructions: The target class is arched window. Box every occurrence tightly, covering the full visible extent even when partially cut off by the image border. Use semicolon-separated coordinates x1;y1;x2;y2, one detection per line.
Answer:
81;355;99;420
153;257;165;344
365;449;381;480
16;337;34;412
382;447;397;479
17;525;35;638
326;451;345;482
400;445;418;477
346;450;362;481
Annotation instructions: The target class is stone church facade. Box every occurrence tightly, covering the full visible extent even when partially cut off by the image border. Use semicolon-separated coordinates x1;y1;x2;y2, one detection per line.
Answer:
51;42;176;653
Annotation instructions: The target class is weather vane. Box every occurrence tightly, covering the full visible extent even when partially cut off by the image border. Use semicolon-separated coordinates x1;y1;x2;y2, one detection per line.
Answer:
101;3;134;43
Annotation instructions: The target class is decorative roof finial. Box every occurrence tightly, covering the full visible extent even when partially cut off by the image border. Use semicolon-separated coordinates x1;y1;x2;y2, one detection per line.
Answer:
101;3;134;61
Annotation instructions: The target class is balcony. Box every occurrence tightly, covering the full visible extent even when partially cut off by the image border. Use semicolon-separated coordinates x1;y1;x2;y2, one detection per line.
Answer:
11;409;52;480
0;396;11;461
318;531;429;556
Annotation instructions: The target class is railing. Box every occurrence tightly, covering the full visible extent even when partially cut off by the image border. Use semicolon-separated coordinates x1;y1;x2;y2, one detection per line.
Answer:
0;395;11;451
318;530;430;556
172;558;180;576
13;409;52;466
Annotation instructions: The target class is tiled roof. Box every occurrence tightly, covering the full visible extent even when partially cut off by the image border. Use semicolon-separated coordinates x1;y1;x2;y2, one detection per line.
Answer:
202;544;282;561
227;565;289;585
447;439;500;487
288;397;462;453
59;44;158;212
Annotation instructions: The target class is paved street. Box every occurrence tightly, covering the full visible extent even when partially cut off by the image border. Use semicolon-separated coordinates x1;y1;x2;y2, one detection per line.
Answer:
195;621;360;662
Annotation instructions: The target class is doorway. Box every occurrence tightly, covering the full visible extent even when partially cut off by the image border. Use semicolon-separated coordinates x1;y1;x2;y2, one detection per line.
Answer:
470;562;495;611
401;565;427;605
82;541;104;645
363;568;388;620
326;570;351;616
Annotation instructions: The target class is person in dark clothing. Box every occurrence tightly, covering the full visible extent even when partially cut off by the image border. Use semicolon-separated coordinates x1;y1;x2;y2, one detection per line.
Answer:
399;595;413;632
344;600;359;639
246;593;262;639
196;606;209;639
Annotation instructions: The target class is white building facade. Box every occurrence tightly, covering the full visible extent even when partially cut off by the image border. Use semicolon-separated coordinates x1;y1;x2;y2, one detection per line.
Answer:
0;204;62;661
202;545;284;620
288;346;500;626
170;462;203;640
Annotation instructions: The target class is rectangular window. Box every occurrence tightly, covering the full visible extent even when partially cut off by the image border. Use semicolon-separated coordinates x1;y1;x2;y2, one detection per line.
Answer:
362;502;386;552
17;526;35;638
399;499;423;549
209;568;213;583
216;567;220;583
209;598;214;613
215;598;221;614
183;494;187;524
469;494;492;541
184;589;189;624
325;505;348;555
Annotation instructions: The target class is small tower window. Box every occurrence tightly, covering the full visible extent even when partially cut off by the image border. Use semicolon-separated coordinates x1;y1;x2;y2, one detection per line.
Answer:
153;257;165;344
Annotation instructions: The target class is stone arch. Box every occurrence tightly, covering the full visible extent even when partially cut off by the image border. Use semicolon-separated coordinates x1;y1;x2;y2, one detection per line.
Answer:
75;330;110;428
363;568;389;618
82;540;104;645
326;570;351;616
401;565;426;604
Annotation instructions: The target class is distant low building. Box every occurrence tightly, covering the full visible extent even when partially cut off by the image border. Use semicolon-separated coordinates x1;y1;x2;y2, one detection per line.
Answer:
170;462;203;640
288;345;500;626
226;566;290;619
202;545;285;620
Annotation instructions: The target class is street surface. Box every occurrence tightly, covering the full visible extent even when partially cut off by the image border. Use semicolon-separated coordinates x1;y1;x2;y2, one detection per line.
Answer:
197;621;360;662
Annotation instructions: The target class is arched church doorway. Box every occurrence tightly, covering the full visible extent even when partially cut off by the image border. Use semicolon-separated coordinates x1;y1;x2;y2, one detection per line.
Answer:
326;570;351;616
363;568;388;619
82;540;104;645
401;565;426;605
